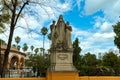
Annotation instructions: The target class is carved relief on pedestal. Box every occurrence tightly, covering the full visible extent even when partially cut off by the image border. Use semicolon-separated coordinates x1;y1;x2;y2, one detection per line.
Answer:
57;54;68;60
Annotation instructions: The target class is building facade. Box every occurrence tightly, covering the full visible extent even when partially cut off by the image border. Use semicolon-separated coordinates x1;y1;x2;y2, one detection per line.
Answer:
0;45;26;74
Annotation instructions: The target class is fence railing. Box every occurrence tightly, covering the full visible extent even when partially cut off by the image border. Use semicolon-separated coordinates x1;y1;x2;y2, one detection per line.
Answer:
4;68;38;78
2;67;120;78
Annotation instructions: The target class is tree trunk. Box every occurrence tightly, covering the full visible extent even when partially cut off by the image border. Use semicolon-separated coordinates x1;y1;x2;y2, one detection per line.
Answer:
1;0;17;77
43;36;45;57
1;15;16;77
0;41;2;77
1;0;29;77
1;24;15;77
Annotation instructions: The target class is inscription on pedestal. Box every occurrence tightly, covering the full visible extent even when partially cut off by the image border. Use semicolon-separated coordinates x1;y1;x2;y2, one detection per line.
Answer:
57;54;68;60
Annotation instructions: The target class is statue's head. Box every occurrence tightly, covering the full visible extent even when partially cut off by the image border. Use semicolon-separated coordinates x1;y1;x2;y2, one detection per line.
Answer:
66;22;69;25
59;15;63;18
59;15;63;22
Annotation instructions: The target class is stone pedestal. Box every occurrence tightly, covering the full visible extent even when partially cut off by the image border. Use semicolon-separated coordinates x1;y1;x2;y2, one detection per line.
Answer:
48;50;76;71
47;50;78;80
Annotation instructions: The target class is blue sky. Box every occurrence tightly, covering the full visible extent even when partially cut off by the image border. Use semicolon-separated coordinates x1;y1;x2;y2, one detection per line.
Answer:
0;0;120;55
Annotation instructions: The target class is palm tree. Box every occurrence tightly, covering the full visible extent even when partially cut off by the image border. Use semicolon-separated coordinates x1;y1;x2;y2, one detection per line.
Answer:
17;45;21;51
22;43;28;52
34;48;39;54
40;47;43;56
48;33;51;41
30;45;34;53
15;36;21;45
15;36;21;50
41;27;48;56
12;44;16;48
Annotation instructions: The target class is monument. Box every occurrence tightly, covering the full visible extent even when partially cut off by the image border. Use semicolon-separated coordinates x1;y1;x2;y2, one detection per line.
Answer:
47;15;78;80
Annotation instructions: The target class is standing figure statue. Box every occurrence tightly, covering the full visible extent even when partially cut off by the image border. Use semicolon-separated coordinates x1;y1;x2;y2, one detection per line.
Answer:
65;22;72;49
50;15;72;51
50;20;57;49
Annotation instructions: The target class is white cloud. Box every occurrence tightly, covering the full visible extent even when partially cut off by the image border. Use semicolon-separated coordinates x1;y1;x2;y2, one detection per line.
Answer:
76;0;82;10
83;0;120;21
99;22;112;33
66;0;119;54
1;0;119;55
0;0;73;53
72;24;116;55
84;0;105;15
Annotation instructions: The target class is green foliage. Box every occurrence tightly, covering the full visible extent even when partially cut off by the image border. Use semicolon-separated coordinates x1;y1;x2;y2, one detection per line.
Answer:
41;27;48;36
82;52;98;66
81;51;120;76
34;48;39;54
17;45;21;51
22;43;28;52
30;45;34;52
41;26;48;56
113;22;120;52
102;52;119;68
0;1;10;33
80;52;98;76
102;51;120;75
15;36;21;45
72;38;82;69
48;33;51;40
25;54;50;77
0;39;6;45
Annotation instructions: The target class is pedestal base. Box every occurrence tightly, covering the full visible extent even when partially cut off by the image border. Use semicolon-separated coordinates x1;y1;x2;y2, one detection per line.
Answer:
46;71;78;80
49;52;76;71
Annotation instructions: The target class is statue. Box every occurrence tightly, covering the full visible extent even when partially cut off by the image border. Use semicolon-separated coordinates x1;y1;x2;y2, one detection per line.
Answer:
65;22;72;49
50;20;56;49
50;15;72;51
48;15;77;72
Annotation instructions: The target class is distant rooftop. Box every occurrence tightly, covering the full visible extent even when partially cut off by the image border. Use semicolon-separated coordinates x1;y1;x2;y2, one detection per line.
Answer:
0;45;26;56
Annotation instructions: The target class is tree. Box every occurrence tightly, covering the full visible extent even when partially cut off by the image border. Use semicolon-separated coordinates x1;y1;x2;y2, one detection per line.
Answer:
15;36;21;45
41;27;48;56
113;22;120;52
0;39;6;77
34;48;39;54
30;45;34;53
25;54;50;77
72;38;82;69
80;52;98;76
1;0;29;77
102;51;120;75
0;39;6;45
12;44;16;48
40;47;44;56
15;36;21;50
83;52;98;66
102;52;119;68
0;0;68;77
17;45;21;51
48;33;51;41
0;7;8;74
22;43;28;52
0;1;10;34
